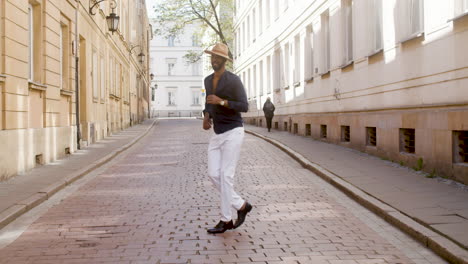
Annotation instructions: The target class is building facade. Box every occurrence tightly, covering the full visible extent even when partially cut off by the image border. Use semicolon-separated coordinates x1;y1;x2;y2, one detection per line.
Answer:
234;0;468;184
149;23;204;118
0;0;151;180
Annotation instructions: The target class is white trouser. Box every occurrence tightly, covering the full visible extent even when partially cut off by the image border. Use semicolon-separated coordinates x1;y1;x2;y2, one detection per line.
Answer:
208;127;245;222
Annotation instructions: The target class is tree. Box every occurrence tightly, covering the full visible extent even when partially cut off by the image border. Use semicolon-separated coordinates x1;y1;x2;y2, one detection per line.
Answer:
152;0;234;63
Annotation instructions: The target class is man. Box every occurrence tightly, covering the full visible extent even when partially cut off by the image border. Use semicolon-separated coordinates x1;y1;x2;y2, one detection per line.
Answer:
263;97;275;132
202;43;252;234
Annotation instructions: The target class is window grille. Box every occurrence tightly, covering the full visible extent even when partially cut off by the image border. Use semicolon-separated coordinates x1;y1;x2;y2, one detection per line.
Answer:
320;125;327;139
400;128;416;153
454;131;468;163
341;126;350;142
367;127;377;146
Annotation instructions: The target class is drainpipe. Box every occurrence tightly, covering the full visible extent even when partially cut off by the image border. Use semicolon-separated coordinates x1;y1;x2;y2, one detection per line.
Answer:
75;1;81;149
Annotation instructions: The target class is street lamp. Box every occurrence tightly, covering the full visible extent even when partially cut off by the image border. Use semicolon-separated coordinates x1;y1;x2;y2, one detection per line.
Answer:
89;0;120;34
129;44;145;64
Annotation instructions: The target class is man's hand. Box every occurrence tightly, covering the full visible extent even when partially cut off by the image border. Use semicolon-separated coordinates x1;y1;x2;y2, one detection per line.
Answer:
207;95;223;105
203;115;212;130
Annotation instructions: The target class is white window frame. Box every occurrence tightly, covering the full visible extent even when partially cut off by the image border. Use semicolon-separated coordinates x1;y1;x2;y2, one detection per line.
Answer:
168;35;175;46
293;35;300;85
367;0;383;56
320;11;330;75
259;60;264;96
168;63;175;76
398;0;424;44
59;26;63;90
92;49;98;100
28;4;34;81
304;25;314;80
452;0;468;20
191;90;200;105
253;64;257;98
266;55;272;94
100;55;105;102
168;90;176;106
342;0;353;66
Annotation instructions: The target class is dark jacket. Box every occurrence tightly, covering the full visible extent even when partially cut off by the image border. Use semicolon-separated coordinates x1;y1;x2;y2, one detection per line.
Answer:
263;100;275;118
203;71;249;134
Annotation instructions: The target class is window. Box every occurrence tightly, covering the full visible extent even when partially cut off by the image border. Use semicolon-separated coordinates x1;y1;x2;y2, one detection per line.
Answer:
274;0;279;20
252;9;256;41
115;63;122;97
259;61;263;96
192;35;199;46
397;0;424;43
168;91;176;105
282;43;290;87
168;63;175;76
367;127;377;146
92;49;98;100
368;0;383;55
28;4;34;80
247;16;250;45
192;90;200;105
400;128;416;154
253;65;257;98
247;68;251;99
192;62;200;76
266;55;271;94
342;0;353;66
60;19;70;90
453;131;468;163
454;0;468;18
168;35;175;46
341;126;350;142
100;56;105;102
259;1;263;33
293;34;300;85
242;22;246;52
320;124;327;138
304;25;314;80
109;56;114;95
320;10;330;75
265;0;271;27
273;49;281;90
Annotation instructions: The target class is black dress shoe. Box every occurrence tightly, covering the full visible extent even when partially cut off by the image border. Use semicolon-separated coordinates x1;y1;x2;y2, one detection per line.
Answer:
207;220;234;234
234;202;252;229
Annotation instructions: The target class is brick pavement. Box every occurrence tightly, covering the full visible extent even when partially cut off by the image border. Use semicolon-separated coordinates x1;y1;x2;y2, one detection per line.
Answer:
0;119;155;230
244;124;468;263
0;119;447;263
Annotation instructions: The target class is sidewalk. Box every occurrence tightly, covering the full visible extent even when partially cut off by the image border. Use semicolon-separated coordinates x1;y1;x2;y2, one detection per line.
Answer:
245;124;468;264
0;119;156;230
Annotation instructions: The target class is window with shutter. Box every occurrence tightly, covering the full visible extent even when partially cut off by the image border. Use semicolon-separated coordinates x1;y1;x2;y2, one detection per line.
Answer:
368;0;383;56
398;0;424;43
304;25;314;80
320;11;330;75
342;0;353;66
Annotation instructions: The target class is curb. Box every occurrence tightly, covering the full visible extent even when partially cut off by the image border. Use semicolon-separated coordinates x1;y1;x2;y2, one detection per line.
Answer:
0;119;158;230
246;129;468;264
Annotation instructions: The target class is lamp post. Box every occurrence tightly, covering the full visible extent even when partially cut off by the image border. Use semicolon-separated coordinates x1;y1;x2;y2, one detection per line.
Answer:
89;0;120;34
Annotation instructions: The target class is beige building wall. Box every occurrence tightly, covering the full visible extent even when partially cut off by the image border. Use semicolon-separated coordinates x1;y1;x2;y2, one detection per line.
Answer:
235;0;468;184
0;0;150;180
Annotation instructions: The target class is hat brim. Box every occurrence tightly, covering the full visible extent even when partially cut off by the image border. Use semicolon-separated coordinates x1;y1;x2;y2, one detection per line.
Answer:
204;50;232;61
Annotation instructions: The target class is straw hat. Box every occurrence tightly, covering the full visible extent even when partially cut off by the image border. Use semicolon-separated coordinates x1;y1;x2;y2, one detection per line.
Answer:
204;43;232;61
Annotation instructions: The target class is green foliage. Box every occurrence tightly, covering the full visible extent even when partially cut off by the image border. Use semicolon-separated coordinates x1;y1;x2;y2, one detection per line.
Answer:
152;0;235;61
414;157;424;171
426;169;436;178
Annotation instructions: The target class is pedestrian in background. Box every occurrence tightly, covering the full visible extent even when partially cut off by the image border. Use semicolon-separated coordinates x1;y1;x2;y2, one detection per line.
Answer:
202;43;253;234
263;97;275;132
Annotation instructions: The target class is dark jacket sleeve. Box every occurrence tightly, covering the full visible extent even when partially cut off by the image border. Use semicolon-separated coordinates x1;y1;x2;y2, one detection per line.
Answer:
227;75;249;113
203;77;213;118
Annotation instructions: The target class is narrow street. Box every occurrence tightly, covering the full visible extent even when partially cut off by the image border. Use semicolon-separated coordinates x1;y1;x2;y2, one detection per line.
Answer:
0;119;446;264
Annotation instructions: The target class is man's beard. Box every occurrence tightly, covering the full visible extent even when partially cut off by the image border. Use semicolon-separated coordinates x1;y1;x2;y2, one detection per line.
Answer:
211;61;225;71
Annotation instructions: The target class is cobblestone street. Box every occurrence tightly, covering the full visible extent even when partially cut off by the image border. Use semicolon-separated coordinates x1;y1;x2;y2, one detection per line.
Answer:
0;119;447;264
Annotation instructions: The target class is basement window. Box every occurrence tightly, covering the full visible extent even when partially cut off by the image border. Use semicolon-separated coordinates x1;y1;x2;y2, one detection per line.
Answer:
293;123;298;134
453;130;468;163
305;124;311;136
284;122;288;131
341;126;350;142
366;127;377;146
275;122;279;129
320;124;327;139
400;128;415;154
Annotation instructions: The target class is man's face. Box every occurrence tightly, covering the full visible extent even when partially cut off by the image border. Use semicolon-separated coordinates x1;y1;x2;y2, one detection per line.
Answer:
211;54;226;71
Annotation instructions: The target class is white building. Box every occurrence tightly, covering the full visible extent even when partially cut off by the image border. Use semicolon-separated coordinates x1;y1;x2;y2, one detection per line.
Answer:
234;0;468;184
149;23;204;118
